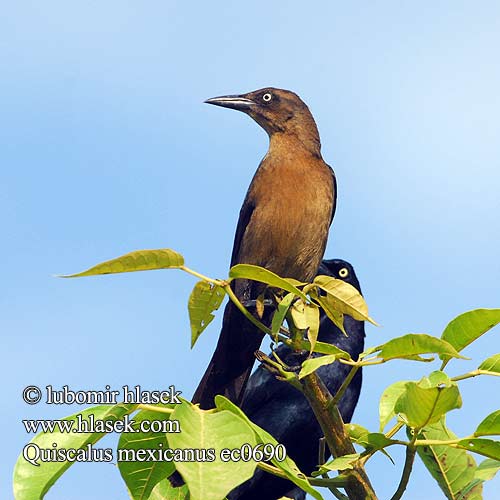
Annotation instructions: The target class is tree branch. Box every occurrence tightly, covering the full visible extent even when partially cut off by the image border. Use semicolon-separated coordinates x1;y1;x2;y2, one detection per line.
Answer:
300;372;378;499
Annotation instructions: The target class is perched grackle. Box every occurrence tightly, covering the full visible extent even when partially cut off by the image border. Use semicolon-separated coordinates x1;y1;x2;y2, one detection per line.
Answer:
192;88;336;409
228;259;365;500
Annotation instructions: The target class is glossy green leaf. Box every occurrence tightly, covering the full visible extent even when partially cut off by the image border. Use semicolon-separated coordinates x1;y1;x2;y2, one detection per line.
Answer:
118;405;176;500
478;354;500;373
188;281;226;347
379;380;409;431
315;295;346;335
441;309;500;365
229;264;307;300
317;453;360;473
215;396;324;500
290;299;308;329
13;404;137;500
299;353;349;379
305;303;320;353
475;410;500;437
373;334;465;362
168;401;257;500
456;439;500;461
473;458;500;481
60;248;185;277
415;418;479;500
395;372;462;428
313;275;377;325
149;478;189;500
346;423;395;453
458;459;500;500
271;292;295;338
345;423;370;442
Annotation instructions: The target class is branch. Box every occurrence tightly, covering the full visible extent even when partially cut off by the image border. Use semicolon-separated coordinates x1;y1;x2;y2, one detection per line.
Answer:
389;444;416;500
300;372;378;499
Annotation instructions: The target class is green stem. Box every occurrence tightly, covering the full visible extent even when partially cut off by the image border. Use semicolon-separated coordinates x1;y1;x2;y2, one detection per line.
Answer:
224;284;271;335
385;421;405;439
331;365;360;406
137;404;173;414
451;369;500;382
414;437;468;446
179;265;225;286
389;443;416;500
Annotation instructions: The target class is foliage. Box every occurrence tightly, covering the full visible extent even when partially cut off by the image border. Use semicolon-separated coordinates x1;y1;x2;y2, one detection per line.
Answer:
13;248;500;500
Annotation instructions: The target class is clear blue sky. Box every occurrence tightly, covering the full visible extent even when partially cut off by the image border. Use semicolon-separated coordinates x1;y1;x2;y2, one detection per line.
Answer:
2;1;499;499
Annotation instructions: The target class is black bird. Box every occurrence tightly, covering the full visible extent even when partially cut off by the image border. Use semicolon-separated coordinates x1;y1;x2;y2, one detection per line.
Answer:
192;88;336;409
228;259;365;500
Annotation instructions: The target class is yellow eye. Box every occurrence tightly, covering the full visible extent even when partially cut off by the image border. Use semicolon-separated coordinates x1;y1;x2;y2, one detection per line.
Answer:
262;93;272;102
339;267;349;278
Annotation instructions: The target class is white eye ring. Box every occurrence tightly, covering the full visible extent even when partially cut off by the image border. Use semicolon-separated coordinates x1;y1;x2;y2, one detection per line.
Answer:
262;93;272;102
339;268;349;278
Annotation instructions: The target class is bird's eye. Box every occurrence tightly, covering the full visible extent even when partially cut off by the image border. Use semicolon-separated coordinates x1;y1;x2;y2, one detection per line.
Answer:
339;267;349;278
262;93;272;102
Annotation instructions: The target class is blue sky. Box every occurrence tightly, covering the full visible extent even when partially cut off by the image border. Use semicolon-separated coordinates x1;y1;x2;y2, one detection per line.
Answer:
2;1;500;499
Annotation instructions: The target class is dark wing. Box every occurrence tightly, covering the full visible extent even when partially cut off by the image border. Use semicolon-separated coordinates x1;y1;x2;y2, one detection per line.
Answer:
230;193;255;267
328;164;337;226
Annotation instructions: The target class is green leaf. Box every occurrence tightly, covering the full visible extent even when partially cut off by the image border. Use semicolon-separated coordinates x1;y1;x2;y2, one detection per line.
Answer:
118;405;176;500
379;381;409;431
60;248;185;277
478;353;500;373
441;309;500;365
167;401;257;500
395;372;462;428
415;418;479;500
305;303;320;353
215;396;324;500
149;477;189;500
229;264;307;300
473;458;500;481
456;439;500;461
317;453;360;473
373;334;466;362
458;459;500;500
315;295;346;335
290;299;308;329
345;423;370;442
299;353;350;379
475;410;500;437
313;275;377;325
279;335;351;358
345;422;395;452
13;403;137;500
188;281;226;347
271;293;295;338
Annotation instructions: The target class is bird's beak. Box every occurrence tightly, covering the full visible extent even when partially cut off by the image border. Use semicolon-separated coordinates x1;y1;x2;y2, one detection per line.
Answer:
204;94;255;112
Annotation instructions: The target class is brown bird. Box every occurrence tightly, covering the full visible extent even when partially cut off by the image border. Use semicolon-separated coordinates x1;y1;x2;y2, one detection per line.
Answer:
192;87;336;409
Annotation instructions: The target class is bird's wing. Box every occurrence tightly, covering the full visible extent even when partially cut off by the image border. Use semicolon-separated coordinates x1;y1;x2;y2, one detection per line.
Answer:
230;193;255;267
328;164;337;225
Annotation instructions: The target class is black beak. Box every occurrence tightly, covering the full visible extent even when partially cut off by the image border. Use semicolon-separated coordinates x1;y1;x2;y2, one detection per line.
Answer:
204;94;255;112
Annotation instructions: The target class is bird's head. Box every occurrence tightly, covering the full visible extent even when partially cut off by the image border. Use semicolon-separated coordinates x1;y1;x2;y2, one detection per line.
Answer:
318;259;362;293
205;87;320;151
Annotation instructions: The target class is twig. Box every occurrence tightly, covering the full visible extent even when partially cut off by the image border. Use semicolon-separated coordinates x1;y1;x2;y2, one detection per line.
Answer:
389;444;416;500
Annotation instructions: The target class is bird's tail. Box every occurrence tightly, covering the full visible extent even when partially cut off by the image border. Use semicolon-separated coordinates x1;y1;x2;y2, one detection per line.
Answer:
192;300;266;409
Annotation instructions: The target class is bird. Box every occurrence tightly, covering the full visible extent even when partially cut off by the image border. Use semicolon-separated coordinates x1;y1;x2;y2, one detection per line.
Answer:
227;259;365;500
192;87;336;409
